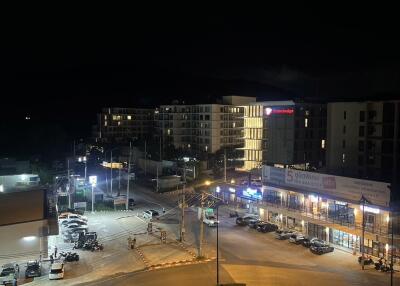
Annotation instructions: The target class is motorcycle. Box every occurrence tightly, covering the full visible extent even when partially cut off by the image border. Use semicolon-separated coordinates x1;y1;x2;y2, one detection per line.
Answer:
60;252;79;262
358;256;374;265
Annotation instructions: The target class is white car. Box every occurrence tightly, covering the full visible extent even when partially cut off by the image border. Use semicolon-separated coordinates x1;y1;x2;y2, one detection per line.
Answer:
0;263;18;285
61;219;87;227
59;214;87;224
203;214;219;227
143;210;159;220
49;263;64;280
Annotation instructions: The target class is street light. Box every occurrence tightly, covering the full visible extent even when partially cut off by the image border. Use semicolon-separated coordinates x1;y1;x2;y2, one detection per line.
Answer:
205;180;211;186
89;175;97;213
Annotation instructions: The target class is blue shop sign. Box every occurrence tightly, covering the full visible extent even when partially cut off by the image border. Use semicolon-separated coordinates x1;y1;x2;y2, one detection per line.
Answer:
241;187;262;201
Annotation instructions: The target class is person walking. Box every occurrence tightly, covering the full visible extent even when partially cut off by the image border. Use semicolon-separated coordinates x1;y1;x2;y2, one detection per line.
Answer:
132;237;136;249
127;236;132;250
50;255;54;264
54;246;58;258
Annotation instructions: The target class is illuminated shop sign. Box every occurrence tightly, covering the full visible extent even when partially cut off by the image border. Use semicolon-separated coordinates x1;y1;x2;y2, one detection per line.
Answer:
241;187;262;200
265;107;294;116
360;205;380;214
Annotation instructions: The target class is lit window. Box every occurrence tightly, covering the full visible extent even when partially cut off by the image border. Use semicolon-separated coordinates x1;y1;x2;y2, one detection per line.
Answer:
205;145;208;151
321;139;325;149
127;115;132;120
342;153;346;163
233;122;236;128
104;115;107;120
305;110;310;116
305;118;308;127
118;121;121;126
104;121;107;126
167;129;171;135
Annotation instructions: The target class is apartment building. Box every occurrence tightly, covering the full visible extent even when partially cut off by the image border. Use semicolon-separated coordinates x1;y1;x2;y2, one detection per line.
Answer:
326;101;400;185
242;101;326;171
215;166;396;260
96;107;154;143
156;96;256;154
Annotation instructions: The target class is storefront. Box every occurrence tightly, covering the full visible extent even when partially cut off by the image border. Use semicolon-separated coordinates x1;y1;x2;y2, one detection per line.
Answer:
330;229;359;251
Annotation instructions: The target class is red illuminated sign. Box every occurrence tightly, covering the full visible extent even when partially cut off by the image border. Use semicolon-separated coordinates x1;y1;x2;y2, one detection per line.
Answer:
265;107;294;116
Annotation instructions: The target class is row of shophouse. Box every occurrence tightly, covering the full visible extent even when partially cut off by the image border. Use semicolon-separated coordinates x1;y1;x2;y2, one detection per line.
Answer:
215;165;397;261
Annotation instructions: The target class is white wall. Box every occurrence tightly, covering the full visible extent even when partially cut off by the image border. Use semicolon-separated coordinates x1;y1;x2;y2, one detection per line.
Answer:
0;220;49;264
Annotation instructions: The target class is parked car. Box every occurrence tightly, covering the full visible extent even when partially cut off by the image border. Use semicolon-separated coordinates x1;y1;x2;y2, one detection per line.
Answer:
49;263;64;280
236;214;260;226
59;213;87;224
289;234;307;244
301;237;321;248
275;229;297;240
0;263;18;286
310;241;334;255
143;210;160;220
203;214;219;227
25;260;41;278
248;219;263;229
257;222;279;233
61;219;87;227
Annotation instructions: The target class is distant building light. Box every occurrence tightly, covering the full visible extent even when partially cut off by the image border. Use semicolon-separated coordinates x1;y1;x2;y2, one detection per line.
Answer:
216;186;221;193
305;118;308;127
0;184;3;192
127;115;132;120
23;236;36;241
321;139;325;149
25;116;31;120
229;187;236;193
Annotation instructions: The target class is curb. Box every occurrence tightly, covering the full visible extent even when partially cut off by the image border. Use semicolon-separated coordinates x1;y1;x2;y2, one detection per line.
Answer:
135;247;150;268
148;257;215;270
177;242;197;259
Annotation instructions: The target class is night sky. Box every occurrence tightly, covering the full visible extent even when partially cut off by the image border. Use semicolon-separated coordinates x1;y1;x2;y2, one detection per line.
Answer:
1;11;400;160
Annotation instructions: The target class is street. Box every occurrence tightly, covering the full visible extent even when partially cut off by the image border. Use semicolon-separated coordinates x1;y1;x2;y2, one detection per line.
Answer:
19;183;399;285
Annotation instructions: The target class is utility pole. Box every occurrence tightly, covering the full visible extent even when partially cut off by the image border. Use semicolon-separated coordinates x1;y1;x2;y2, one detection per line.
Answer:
110;150;113;196
156;166;159;192
391;208;394;286
180;166;186;242
198;192;205;258
126;142;131;211
144;140;147;176
118;166;121;195
159;135;162;162
224;149;227;183
67;159;71;208
361;196;366;270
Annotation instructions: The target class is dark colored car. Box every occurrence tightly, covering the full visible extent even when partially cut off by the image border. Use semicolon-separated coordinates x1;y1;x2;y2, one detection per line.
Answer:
236;216;259;226
128;199;135;209
257;223;279;233
248;219;263;229
25;260;41;278
301;237;319;248
310;242;334;255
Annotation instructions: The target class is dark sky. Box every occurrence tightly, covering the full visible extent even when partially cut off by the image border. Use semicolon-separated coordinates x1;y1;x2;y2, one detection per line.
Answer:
1;11;400;159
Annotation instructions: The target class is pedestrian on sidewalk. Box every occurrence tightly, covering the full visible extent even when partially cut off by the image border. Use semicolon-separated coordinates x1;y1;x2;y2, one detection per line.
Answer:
162;207;165;214
132;237;136;249
50;254;54;264
54;246;58;258
128;236;132;250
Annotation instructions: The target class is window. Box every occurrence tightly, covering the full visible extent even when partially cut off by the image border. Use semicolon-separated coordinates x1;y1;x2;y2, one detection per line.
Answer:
167;129;171;135
305;110;310;116
104;115;107;120
127;115;132;120
305;118;308;128
342;140;346;148
104;121;107;126
321;139;325;149
359;111;365;122
205;115;210;121
343;125;346;134
359;126;365;137
342;153;346;163
344;111;347;120
358;156;364;165
118;121;121;126
368;110;377;120
358;141;364;152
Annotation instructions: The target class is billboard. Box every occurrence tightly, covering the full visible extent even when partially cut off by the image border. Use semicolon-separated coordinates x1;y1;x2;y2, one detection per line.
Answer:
262;166;390;208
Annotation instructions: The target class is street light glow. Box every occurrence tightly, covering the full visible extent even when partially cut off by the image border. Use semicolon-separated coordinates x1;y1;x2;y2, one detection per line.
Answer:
230;179;235;184
205;180;211;186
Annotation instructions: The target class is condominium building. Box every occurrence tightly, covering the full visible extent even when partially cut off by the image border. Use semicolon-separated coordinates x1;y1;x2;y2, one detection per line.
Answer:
242;101;327;171
96;107;155;143
326;101;400;184
156;96;256;154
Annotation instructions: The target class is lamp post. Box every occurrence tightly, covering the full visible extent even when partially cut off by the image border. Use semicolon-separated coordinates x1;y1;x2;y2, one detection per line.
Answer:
89;176;97;213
